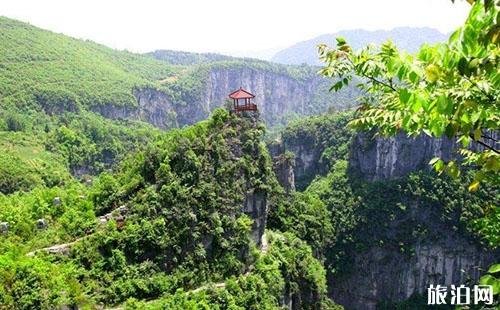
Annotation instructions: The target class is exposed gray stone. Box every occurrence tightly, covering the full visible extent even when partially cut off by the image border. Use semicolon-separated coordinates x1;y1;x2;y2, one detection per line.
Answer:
98;205;129;225
272;153;295;193
330;235;497;310
36;218;47;230
53;196;61;206
91;67;339;130
0;222;9;234
350;132;456;181
115;205;128;215
243;189;268;246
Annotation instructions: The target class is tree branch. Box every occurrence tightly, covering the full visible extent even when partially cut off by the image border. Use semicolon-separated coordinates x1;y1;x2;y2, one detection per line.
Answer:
469;134;500;154
361;73;398;92
481;134;498;142
346;58;398;92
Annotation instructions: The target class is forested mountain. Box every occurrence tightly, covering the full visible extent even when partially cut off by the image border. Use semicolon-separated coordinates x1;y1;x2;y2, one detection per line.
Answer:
0;16;356;130
0;110;339;308
269;113;498;308
0;4;498;309
0;15;355;193
147;49;236;65
271;27;448;65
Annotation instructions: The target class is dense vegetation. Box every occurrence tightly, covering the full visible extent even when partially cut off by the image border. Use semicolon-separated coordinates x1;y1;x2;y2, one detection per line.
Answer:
319;1;499;187
269;109;498;306
0;110;337;309
317;1;499;303
0;2;498;308
147;49;236;65
0;104;160;194
0;17;180;109
0;16;350;131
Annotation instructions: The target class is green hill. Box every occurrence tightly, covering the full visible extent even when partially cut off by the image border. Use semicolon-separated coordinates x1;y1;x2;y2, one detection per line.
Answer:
0;110;338;309
0;16;355;193
0;16;179;109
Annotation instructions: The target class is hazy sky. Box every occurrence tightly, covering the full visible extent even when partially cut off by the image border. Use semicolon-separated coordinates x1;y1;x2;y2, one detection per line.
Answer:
1;0;471;57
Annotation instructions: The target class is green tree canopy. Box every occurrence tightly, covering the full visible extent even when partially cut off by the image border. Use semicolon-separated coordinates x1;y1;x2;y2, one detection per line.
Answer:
319;0;499;189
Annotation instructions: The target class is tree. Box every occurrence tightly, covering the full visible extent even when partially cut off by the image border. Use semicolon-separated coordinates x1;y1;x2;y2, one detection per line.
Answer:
318;0;499;189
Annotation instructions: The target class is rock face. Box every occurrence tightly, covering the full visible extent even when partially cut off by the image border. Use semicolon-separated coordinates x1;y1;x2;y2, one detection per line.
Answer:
269;135;328;191
350;132;456;181
244;190;268;246
91;88;178;129
286;143;323;190
330;132;497;309
273;154;296;193
201;67;329;126
91;66;335;129
330;224;497;310
0;222;8;234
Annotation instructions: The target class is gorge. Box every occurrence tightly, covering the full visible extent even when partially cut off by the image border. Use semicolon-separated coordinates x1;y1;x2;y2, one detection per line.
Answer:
0;12;498;310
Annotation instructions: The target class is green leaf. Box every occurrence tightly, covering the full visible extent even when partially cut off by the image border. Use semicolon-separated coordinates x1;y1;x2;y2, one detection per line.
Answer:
480;274;500;295
480;274;495;286
412;95;425;113
473;128;482;141
436;95;453;115
425;64;440;82
330;81;344;92
429;157;440;165
399;89;411;104
409;71;419;84
432;159;445;173
336;37;347;46
468;180;480;192
488;264;500;274
457;57;469;75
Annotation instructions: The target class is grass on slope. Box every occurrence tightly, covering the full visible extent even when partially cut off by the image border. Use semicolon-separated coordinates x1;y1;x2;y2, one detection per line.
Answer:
0;131;71;194
0;16;180;109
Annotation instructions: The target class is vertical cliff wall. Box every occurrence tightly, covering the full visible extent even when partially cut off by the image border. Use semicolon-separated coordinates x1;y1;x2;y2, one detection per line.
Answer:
90;64;350;129
349;132;457;181
328;132;498;310
201;67;330;126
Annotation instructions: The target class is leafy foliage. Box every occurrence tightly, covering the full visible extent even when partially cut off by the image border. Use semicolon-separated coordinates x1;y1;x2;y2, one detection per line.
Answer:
0;17;178;109
125;232;339;310
478;263;500;308
319;1;499;187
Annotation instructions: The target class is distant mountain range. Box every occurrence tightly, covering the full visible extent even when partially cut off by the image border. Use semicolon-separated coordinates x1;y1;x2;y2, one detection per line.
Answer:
271;27;449;65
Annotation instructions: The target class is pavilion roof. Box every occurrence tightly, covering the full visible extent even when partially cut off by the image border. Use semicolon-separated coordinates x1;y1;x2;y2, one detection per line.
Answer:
228;87;255;99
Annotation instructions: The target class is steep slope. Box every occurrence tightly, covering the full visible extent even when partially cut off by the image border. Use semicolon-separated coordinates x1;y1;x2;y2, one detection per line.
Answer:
0;16;177;109
0;16;358;194
147;49;236;65
0;110;338;309
164;61;358;127
269;112;499;309
147;54;358;127
271;27;448;65
0;16;357;132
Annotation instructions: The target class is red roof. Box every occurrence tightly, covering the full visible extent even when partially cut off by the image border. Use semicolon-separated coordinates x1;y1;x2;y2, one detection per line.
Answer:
228;87;255;99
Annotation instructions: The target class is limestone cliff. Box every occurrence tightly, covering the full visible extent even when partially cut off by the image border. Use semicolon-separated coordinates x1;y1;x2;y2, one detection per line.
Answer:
329;201;497;309
270;113;497;309
270;136;326;191
200;66;332;126
349;132;456;181
331;241;496;309
90;61;354;129
329;132;498;309
91;88;178;129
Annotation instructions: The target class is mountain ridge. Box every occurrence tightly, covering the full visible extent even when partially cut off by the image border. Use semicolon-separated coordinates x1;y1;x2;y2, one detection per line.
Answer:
271;27;449;65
